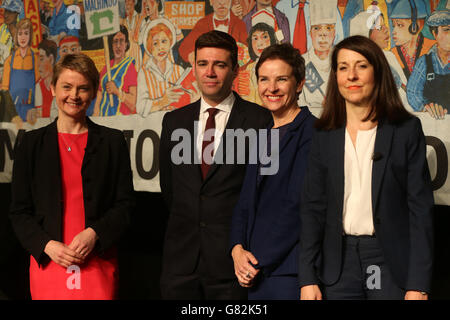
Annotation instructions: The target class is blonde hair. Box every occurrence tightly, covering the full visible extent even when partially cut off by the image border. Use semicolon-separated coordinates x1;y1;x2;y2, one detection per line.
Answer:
14;18;33;48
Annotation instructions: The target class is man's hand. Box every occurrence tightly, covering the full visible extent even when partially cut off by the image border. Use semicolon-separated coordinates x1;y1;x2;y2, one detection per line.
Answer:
231;244;259;287
44;240;85;268
300;284;323;300
405;290;428;300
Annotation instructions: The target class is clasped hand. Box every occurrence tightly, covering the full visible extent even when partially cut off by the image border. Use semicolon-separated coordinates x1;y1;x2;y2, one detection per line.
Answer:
44;227;98;268
231;244;260;287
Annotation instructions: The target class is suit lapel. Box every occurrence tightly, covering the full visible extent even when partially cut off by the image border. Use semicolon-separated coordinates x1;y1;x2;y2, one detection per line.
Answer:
371;121;394;214
42;120;63;239
82;118;103;172
330;127;345;218
189;102;203;182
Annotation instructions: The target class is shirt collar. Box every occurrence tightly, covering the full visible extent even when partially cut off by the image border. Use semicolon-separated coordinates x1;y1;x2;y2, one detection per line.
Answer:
292;0;308;8
200;92;235;115
213;12;230;22
14;47;32;57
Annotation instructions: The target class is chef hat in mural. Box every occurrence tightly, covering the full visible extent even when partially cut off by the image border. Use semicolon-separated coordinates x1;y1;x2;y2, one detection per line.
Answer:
349;11;373;38
309;0;338;26
251;9;284;42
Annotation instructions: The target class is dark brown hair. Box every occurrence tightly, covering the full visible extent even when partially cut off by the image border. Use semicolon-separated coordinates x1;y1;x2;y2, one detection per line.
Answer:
316;35;410;130
195;30;238;69
255;43;305;85
38;39;57;63
52;53;100;95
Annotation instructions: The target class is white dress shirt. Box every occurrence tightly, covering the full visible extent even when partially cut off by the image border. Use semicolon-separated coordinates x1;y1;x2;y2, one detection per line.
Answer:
196;92;235;163
343;126;377;236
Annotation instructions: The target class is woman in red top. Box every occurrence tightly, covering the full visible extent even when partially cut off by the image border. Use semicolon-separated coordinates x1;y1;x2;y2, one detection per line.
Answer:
10;54;135;300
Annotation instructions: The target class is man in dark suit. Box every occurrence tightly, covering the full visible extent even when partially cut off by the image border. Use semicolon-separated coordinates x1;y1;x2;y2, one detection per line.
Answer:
159;30;271;299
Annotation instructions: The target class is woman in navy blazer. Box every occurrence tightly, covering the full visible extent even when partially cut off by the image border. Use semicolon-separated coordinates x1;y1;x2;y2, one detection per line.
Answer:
299;36;434;300
230;43;316;299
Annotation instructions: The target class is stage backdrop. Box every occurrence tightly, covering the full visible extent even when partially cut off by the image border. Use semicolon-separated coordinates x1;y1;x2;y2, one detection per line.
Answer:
0;0;449;205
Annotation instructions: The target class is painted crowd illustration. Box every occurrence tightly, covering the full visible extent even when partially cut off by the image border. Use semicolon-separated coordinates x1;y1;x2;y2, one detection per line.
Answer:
0;0;448;128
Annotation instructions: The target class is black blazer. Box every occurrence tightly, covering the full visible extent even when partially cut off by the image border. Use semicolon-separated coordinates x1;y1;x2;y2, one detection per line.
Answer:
9;118;135;266
159;92;271;279
299;116;434;293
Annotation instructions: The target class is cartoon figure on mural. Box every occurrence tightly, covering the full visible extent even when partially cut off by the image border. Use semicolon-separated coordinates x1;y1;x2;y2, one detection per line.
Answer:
407;9;450;119
340;0;394;42
349;7;413;112
0;0;23;83
2;18;40;123
58;34;81;58
299;0;337;109
39;0;53;27
94;25;138;116
390;0;435;79
231;0;256;19
35;39;57;119
242;0;290;43
178;0;248;66
48;0;79;45
238;22;277;105
276;0;344;54
136;18;191;117
122;0;142;70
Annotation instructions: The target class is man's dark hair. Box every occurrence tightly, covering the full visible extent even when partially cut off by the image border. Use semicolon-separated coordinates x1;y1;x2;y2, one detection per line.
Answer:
255;43;305;85
38;39;58;63
195;30;238;69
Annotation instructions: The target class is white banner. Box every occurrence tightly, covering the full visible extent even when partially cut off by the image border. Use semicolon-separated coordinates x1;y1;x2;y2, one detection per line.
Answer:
83;0;120;39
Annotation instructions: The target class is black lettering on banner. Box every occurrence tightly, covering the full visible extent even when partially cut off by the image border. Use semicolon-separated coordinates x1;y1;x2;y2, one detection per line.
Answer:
426;136;448;191
0;129;25;171
122;130;134;153
135;129;159;180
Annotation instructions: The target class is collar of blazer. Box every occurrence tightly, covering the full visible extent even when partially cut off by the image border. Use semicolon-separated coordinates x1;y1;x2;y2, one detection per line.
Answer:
46;117;104;171
277;106;313;155
328;119;394;218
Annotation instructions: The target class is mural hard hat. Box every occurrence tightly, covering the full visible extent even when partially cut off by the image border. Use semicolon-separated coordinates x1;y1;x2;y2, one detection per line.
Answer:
0;0;24;13
390;0;429;19
426;9;450;27
390;0;430;35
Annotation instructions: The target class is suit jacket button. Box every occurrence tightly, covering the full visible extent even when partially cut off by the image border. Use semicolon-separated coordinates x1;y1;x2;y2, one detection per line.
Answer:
375;217;381;224
199;222;206;228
